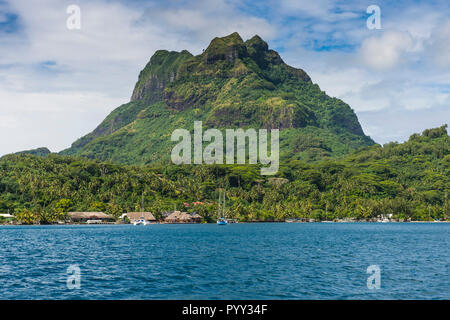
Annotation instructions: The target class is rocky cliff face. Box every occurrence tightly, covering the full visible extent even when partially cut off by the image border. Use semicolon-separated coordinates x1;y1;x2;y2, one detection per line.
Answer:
130;33;312;115
130;50;193;103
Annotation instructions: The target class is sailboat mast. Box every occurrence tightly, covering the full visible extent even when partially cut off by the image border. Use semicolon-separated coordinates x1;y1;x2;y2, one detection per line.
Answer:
222;190;226;218
141;192;144;219
217;190;221;219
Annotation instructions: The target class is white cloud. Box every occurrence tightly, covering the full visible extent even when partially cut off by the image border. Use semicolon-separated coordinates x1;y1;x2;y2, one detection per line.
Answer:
400;90;449;111
278;0;360;22
358;104;450;144
0;114;19;129
359;31;415;70
279;0;334;18
0;89;126;153
426;19;450;68
143;2;275;43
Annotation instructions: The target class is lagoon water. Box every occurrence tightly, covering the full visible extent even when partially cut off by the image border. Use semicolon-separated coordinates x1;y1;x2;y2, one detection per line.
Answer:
0;223;448;300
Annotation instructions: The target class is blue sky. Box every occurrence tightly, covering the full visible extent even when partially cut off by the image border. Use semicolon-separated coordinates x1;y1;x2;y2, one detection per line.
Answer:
0;0;449;155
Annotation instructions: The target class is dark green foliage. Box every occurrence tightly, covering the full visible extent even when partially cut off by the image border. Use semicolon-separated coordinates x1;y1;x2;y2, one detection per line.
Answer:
15;147;51;157
1;126;448;223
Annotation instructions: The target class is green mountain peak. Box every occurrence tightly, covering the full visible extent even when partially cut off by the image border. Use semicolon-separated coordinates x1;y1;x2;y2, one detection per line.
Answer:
202;32;247;64
131;49;193;103
61;33;374;164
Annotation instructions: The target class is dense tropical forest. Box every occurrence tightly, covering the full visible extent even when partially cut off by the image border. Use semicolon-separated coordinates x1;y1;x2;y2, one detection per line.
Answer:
1;125;448;224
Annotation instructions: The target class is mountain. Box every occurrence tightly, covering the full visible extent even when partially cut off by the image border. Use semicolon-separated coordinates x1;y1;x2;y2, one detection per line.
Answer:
60;32;374;164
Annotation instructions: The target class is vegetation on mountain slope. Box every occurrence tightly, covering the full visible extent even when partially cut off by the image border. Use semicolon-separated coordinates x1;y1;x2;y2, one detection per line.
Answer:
15;147;51;157
61;32;374;164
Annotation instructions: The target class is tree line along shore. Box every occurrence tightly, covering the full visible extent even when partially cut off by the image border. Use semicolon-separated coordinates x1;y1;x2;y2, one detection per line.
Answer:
0;126;448;225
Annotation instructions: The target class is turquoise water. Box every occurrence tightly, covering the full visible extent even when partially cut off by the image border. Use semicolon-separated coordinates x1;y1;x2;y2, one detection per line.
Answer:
0;223;448;300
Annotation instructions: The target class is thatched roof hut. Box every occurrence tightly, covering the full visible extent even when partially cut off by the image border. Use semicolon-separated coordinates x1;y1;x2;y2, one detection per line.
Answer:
190;213;202;223
164;211;202;223
165;210;183;223
126;212;156;222
68;212;114;223
178;212;193;222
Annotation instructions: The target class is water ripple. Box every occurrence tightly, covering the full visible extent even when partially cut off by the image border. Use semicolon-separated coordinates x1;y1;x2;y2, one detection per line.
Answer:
0;223;448;299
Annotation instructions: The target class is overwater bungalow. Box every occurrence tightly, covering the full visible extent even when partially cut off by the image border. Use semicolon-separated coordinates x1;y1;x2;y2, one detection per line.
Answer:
164;211;202;224
68;212;115;224
190;212;202;223
165;210;183;223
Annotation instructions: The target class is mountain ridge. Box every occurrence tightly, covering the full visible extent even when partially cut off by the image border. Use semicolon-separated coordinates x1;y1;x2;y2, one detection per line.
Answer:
60;32;374;164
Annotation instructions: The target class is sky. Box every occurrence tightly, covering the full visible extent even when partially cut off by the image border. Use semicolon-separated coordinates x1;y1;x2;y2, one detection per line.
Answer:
0;0;449;156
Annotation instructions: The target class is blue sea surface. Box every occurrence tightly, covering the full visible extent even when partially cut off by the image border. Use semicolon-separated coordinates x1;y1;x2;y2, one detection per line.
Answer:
0;223;448;299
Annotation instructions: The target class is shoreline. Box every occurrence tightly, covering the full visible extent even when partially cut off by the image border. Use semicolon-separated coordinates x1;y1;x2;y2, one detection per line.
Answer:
1;220;449;226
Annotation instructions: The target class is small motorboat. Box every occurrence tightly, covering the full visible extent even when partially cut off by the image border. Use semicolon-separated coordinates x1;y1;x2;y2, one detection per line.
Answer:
217;217;228;225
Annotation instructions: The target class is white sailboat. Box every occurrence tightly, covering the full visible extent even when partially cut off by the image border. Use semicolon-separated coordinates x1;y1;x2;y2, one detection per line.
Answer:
217;189;227;225
134;193;149;226
133;217;148;226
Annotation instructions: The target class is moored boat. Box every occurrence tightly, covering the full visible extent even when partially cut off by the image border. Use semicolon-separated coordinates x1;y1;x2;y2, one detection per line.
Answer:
134;218;149;226
216;189;228;225
134;193;149;226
